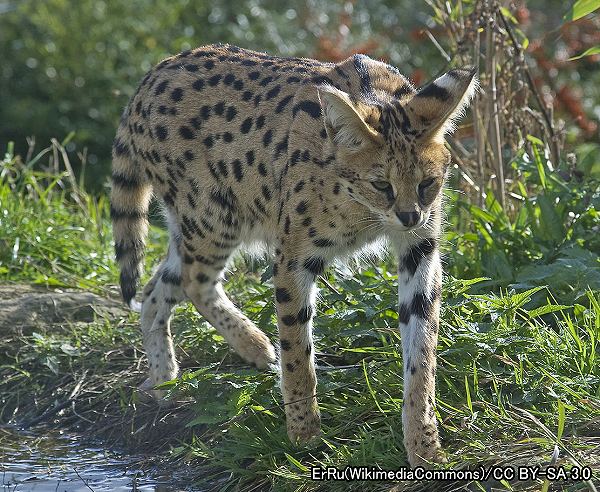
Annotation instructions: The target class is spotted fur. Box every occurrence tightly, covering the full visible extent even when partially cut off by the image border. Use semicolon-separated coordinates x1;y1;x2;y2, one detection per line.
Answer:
111;43;476;467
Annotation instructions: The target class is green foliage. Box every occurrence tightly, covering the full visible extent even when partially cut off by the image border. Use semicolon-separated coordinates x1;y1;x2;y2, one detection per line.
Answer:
564;0;600;21
569;45;600;60
0;140;165;290
446;142;600;304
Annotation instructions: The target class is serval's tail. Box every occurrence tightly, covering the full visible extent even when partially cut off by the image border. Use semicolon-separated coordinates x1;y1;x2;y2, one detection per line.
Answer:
110;130;152;309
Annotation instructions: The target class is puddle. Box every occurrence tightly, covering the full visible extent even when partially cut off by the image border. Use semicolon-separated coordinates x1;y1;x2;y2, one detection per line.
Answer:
0;427;187;491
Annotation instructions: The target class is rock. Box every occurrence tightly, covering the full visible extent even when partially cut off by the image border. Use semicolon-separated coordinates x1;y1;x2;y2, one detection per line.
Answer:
0;284;129;333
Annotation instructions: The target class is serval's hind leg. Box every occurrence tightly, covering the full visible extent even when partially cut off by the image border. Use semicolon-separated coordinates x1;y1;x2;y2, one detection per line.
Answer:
139;242;185;400
180;236;276;370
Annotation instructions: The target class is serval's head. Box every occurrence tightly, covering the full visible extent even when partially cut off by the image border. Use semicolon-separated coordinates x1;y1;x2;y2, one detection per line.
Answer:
319;67;477;232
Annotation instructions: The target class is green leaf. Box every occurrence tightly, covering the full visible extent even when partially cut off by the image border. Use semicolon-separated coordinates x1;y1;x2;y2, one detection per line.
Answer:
500;7;518;23
557;400;566;441
465;375;473;414
537;195;565;242
568;45;600;60
528;304;570;318
526;134;544;147
285;453;309;472
511;286;546;308
60;343;80;356
564;0;600;21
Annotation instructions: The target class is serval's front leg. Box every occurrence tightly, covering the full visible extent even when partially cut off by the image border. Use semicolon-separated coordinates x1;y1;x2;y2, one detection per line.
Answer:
274;248;321;444
398;237;446;466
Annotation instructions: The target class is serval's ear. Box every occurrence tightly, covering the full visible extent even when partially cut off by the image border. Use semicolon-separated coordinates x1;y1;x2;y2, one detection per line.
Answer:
318;85;381;150
406;67;478;142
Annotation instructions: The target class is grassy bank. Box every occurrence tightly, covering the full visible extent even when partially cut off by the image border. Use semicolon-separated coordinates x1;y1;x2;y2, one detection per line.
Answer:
1;141;599;491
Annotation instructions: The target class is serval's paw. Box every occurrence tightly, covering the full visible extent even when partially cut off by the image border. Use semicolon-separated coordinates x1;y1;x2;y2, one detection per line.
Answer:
236;329;277;370
137;377;169;403
286;401;321;445
406;441;447;468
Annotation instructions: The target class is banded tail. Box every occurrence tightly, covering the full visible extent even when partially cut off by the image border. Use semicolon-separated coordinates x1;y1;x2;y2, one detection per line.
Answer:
110;134;152;308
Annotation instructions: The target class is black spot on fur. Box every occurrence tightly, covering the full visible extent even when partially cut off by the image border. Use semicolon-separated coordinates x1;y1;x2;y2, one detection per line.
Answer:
402;238;437;276
179;126;195;140
154;80;169;95
155;125;168;141
275;95;293;113
410;291;432;319
203;135;214;148
196;273;210;283
223;73;235;86
214;101;225;115
292;100;321;119
226;106;237;121
274;136;288;158
266;85;281;100
296;201;307;214
208;74;221;86
303;257;324;276
297;305;313;324
161;269;181;285
282;315;297;326
171;87;183;102
276;288;291;303
113;139;130;157
240;117;253;134
262;129;273;147
192;79;205;91
111;172;139;190
261;185;272;201
284;215;291;234
313;238;334;248
399;303;410;324
418;82;450;101
232;160;243;181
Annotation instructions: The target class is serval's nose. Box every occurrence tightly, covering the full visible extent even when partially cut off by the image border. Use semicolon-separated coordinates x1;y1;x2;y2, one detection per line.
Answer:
395;210;420;228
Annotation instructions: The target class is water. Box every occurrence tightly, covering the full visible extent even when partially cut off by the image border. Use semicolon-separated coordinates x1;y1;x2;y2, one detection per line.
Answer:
0;427;185;491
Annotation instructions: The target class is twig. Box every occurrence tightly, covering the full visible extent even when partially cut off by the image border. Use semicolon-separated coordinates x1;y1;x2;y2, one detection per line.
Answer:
498;9;560;166
486;10;505;208
473;26;485;206
425;30;451;62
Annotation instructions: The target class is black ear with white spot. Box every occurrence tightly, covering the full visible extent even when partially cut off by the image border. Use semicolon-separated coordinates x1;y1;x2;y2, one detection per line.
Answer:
407;67;478;140
318;85;381;150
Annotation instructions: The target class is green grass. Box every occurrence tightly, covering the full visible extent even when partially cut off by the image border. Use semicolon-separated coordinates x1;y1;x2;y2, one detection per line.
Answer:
1;140;599;491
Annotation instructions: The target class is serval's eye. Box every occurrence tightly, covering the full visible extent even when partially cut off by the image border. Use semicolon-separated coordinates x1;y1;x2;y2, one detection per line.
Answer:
419;177;435;190
418;177;436;204
371;180;392;192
